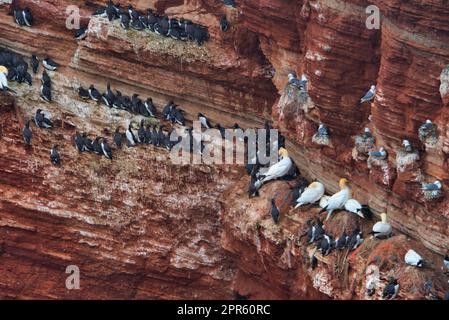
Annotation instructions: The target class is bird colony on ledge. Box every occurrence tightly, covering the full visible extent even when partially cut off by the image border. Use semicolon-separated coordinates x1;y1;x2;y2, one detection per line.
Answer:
1;0;449;301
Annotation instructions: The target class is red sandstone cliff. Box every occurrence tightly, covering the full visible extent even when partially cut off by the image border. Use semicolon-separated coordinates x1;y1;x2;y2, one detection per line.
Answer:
0;0;449;299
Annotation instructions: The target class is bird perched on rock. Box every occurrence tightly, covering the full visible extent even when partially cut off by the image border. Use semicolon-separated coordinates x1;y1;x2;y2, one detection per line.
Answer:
382;278;399;300
421;180;442;191
119;11;130;30
50;145;60;165
82;133;94;152
22;120;32;146
42;58;58;71
144;98;157;117
75;27;88;41
74;132;84;152
347;228;363;250
41;70;51;87
319;234;333;256
404;249;424;267
370;213;392;239
22;8;34;27
78;86;90;100
307;218;325;243
402;139;413;153
317;124;329;138
311;255;318;270
113;127;123;148
320;178;352;221
101;138;113;160
254;148;293;190
220;15;229;32
198;112;212;129
270;198;280;224
34;109;53;128
102;82;115;107
344;199;372;219
360;85;376;104
31;54;39;73
288;73;307;91
420;119;434;131
335;231;349;250
369;147;387;159
88;84;102;102
126;123;137;146
40;83;52;102
13;8;26;26
294;182;325;208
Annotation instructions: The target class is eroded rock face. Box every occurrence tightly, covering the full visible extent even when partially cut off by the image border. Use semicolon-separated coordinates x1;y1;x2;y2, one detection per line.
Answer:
1;0;449;299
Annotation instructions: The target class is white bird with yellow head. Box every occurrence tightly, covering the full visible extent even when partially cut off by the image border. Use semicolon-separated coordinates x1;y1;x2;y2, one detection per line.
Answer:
254;147;293;190
320;178;352;221
294;181;325;208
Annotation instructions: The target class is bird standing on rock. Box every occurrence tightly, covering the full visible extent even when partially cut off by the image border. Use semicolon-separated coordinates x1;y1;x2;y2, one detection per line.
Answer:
34;109;53;128
126;123;137;146
344;199;371;219
320;178;351;221
270;198;280;224
294;182;325;208
50;145;61;165
360;85;376;104
31;54;39;73
382;278;399;300
402;139;413;153
74;132;84;152
113;127;123;148
254;148;293;190
22;120;32;146
347;228;363;250
220;15;229;32
421;180;442;191
370;213;392;238
101;138;113;160
42;58;58;71
404;249;424;267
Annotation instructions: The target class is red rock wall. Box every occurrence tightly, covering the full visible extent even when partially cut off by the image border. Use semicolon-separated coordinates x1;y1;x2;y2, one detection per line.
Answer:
1;0;449;299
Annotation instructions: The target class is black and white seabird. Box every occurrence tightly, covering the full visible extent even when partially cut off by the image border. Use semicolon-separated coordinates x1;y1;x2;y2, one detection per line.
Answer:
335;231;348;250
13;9;26;26
128;5;140;21
138;119;146;143
35;110;54;128
50;145;61;165
75;27;88;40
198;113;212;129
31;54;39;73
113;90;123;109
101;138;113;160
41;70;51;86
146;9;160;32
173;108;186;126
307;218;325;243
42;58;58;71
92;7;107;18
74;132;84;152
78;86;90;100
82;133;94;152
126;123;137;146
92;137;103;155
40;83;52;102
144;98;157;117
88;84;102;102
131;18;146;31
22;120;32;145
319;235;333;256
106;0;116;21
347;229;363;250
154;16;169;36
288;73;307;91
120;11;130;30
421;180;442;191
270;198;280;224
22;8;33;27
113;127;123;148
382;278;399;300
219;15;229;32
102;82;115;107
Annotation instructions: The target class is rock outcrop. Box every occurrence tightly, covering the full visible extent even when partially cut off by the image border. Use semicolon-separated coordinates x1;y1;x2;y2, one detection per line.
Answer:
1;0;449;299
